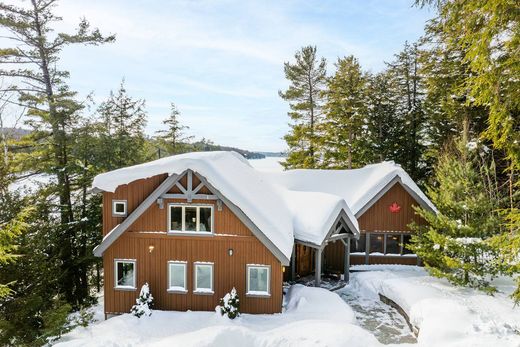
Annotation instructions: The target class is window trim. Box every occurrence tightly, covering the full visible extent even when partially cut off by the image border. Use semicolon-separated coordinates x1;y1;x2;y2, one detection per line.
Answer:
167;261;188;293
114;259;136;290
112;200;127;217
167;203;214;234
193;262;214;294
246;264;271;297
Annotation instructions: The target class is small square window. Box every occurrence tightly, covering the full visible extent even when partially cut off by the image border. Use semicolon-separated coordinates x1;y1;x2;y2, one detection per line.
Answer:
115;259;136;289
168;261;187;292
194;262;213;294
247;265;270;296
112;200;127;217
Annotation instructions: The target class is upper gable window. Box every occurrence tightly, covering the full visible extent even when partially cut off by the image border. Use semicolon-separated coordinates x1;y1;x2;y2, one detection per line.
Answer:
112;200;127;217
168;204;213;233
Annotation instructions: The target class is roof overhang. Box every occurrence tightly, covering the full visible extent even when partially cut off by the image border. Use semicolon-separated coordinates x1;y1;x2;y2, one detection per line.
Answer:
295;209;360;250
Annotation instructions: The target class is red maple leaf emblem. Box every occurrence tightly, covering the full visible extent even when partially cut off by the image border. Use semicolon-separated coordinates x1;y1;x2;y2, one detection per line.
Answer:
389;202;401;213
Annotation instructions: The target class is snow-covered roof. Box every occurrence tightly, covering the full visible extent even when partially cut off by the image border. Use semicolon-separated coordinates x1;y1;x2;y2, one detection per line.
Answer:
263;161;437;216
92;152;434;262
92;151;359;263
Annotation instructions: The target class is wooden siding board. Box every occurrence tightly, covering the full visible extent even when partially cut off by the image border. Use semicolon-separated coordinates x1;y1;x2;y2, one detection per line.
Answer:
103;174;282;315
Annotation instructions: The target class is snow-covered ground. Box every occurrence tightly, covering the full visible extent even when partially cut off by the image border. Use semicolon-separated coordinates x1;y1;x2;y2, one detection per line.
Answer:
340;265;520;347
54;266;520;347
54;285;379;347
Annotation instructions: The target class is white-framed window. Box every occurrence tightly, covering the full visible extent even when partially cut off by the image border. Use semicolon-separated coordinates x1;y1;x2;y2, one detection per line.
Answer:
246;265;270;296
112;200;127;217
168;204;213;233
114;259;136;290
167;261;187;293
194;262;214;294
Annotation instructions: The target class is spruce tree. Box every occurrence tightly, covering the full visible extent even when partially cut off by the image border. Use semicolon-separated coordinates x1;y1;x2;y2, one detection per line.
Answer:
98;80;147;169
156;103;192;155
365;71;402;163
321;55;369;169
410;124;504;292
386;42;427;182
279;46;327;169
416;0;519;303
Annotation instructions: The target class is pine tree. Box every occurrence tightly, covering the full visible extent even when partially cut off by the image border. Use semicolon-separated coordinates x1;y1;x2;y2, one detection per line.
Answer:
321;55;369;169
98;80;147;169
410;124;504;292
0;0;114;309
156;103;192;155
279;46;327;169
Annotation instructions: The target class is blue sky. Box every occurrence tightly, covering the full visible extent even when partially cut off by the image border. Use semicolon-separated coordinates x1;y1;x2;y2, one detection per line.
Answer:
47;1;430;151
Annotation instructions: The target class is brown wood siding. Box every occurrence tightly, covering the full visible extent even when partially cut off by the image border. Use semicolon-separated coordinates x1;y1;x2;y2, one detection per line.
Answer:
102;174;168;236
102;174;283;314
358;183;426;233
323;183;425;270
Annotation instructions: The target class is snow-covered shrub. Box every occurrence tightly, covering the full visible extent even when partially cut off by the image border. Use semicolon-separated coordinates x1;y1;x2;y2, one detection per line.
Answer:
217;287;240;319
131;283;154;318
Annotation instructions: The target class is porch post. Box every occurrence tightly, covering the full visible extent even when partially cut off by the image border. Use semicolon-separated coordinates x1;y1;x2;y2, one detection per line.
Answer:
365;232;370;265
344;237;351;283
291;245;296;281
315;247;322;286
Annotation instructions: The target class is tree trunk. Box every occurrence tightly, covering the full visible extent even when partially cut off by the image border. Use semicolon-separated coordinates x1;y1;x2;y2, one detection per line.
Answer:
32;0;76;305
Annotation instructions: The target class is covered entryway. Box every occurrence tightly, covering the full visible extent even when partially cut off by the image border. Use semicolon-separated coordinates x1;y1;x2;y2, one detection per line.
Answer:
287;211;359;286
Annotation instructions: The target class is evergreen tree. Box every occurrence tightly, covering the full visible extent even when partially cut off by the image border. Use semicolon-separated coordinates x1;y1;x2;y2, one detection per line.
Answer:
0;0;114;309
386;42;427;182
365;71;402;163
410;125;504;292
98;80;147;169
321;55;369;169
416;0;520;303
419;16;489;177
155;103;192;155
279;46;327;169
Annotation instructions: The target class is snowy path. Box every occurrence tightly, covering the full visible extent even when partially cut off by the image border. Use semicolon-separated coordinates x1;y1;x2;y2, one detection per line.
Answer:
346;265;520;347
339;285;416;344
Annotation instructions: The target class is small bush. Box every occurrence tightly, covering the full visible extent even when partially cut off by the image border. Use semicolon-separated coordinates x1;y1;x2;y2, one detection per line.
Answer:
217;287;240;319
131;283;154;318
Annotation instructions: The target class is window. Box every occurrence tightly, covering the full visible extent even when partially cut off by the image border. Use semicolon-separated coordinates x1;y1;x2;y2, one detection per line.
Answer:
402;234;414;254
112;200;127;217
385;234;401;254
247;265;270;296
350;234;366;253
168;204;213;233
114;259;136;289
369;233;384;254
167;261;187;293
194;262;213;293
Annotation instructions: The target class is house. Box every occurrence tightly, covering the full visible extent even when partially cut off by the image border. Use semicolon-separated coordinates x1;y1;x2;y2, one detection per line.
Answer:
92;151;434;316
